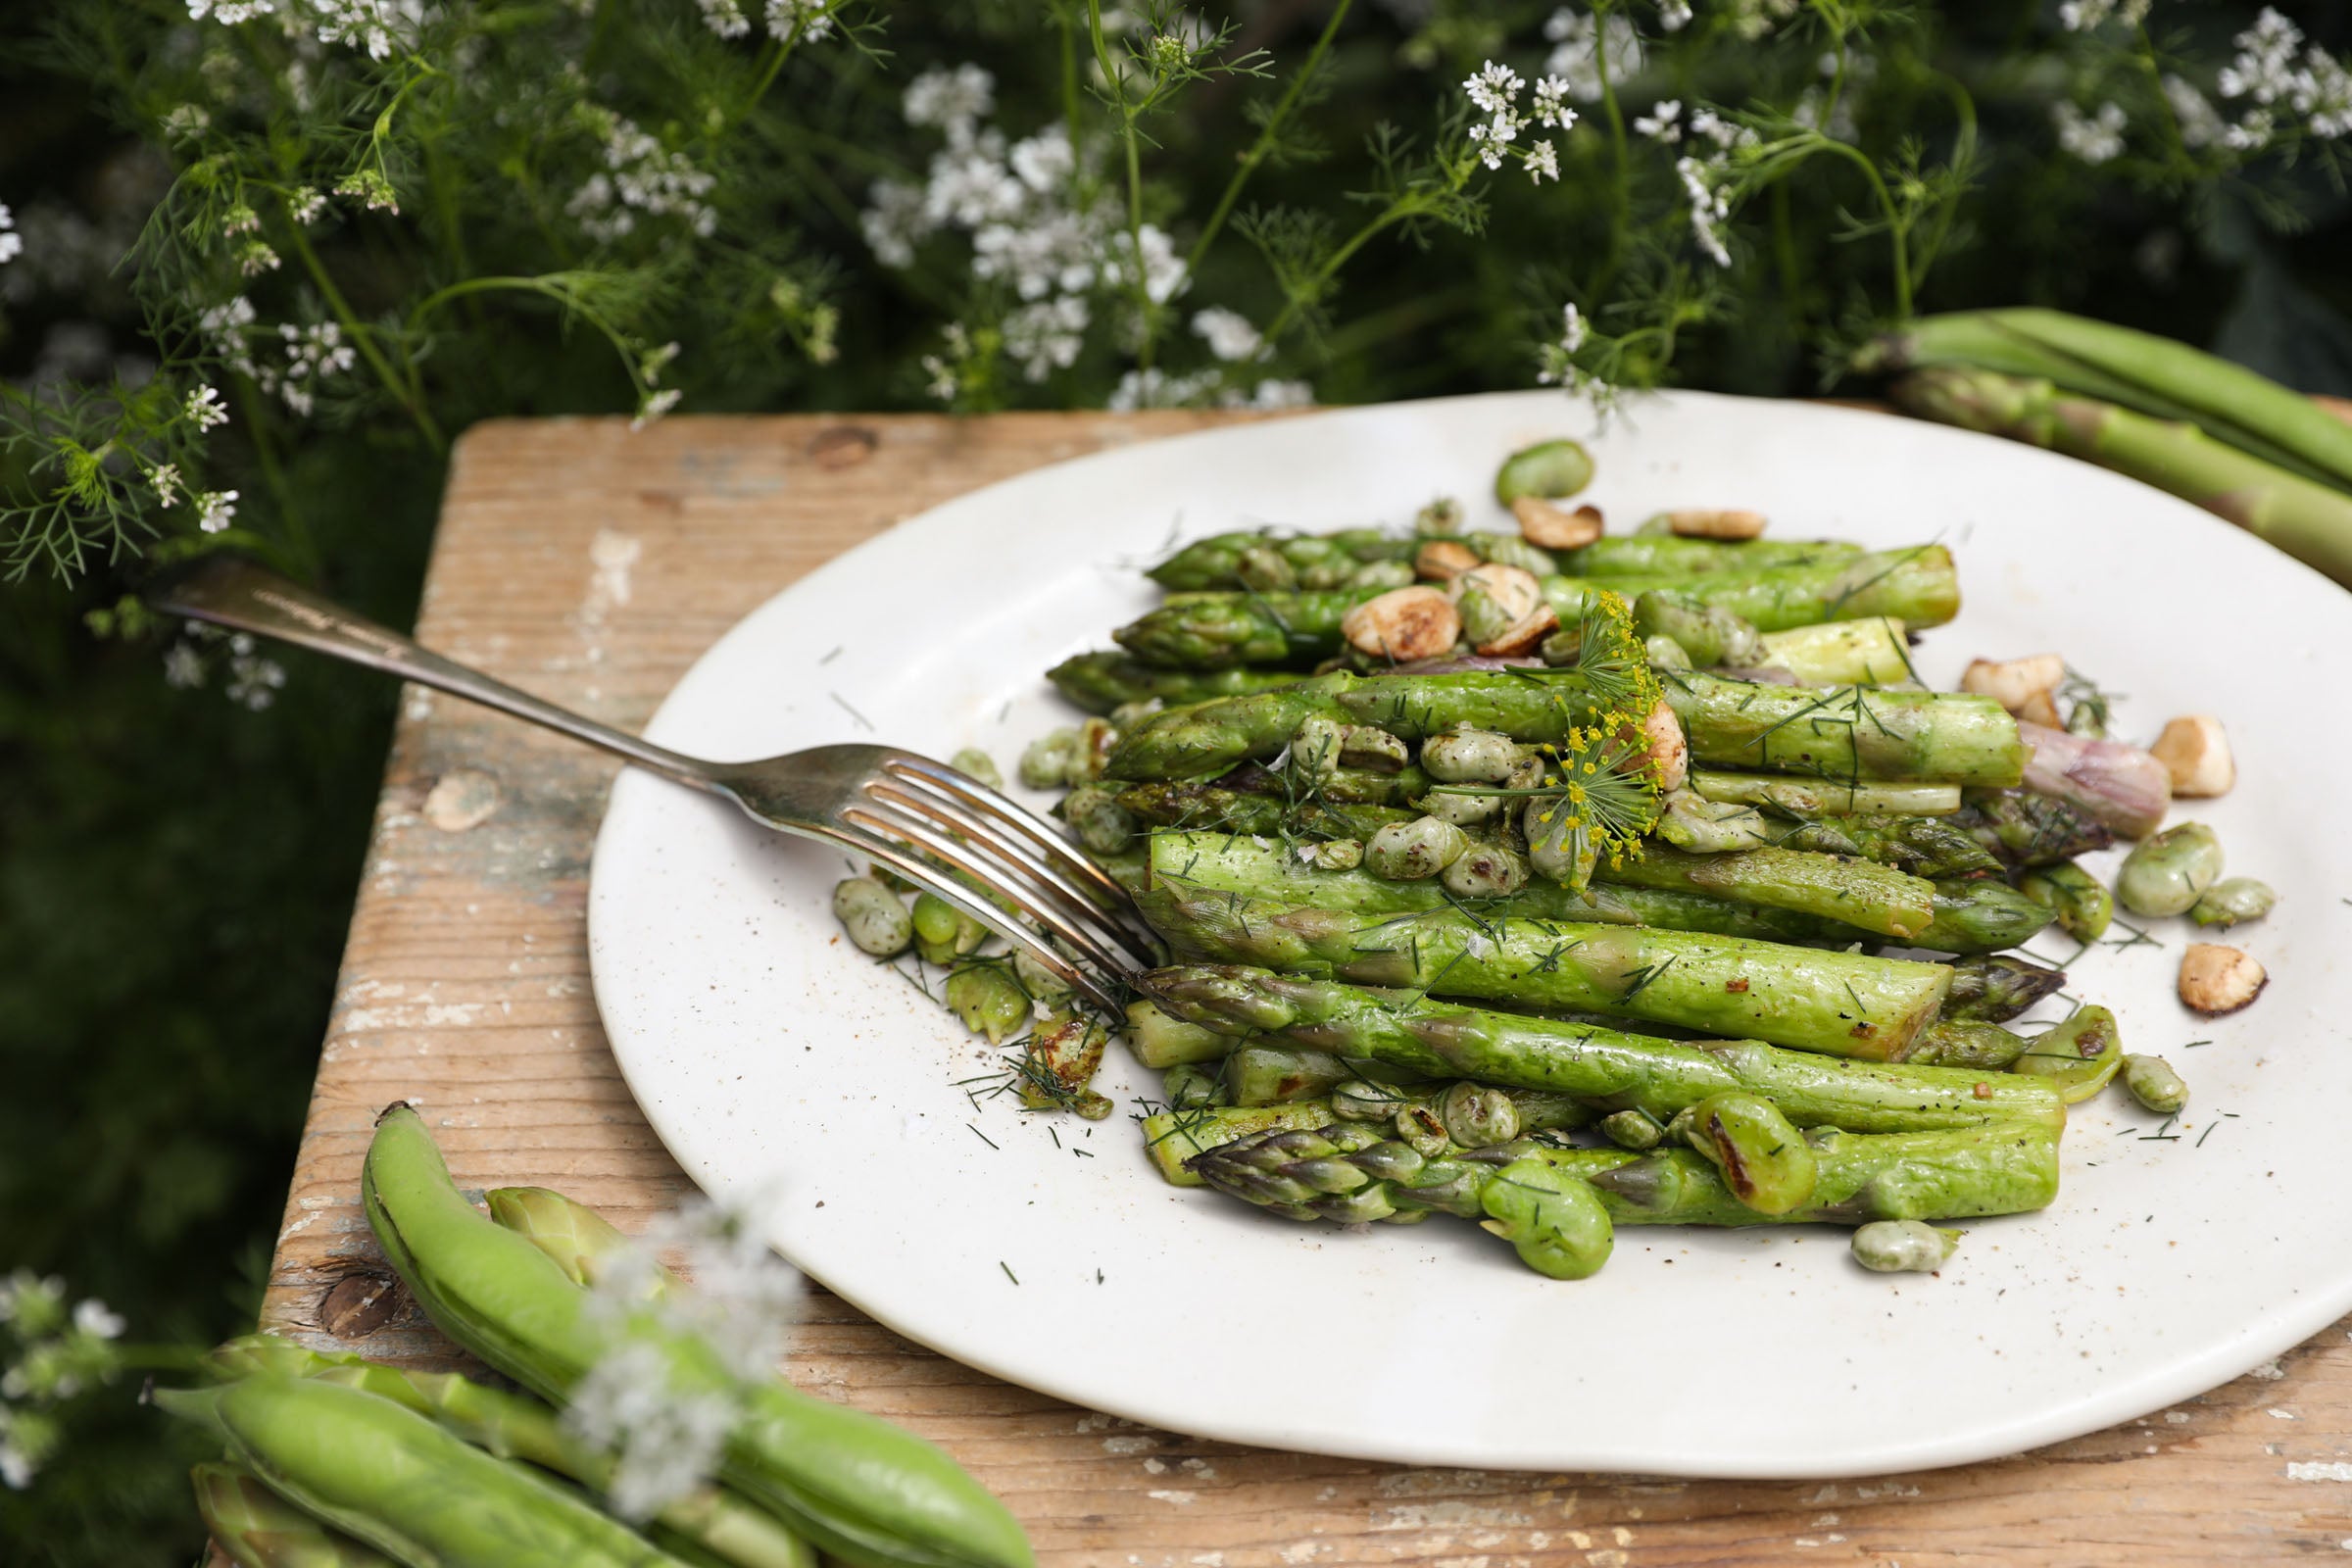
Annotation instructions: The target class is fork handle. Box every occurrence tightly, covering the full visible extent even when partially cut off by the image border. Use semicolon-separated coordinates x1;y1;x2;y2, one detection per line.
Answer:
148;556;726;794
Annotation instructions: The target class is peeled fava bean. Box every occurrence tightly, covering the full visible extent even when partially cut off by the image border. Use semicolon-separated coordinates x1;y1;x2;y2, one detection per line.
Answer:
833;876;912;957
1478;1156;1613;1280
1443;841;1530;899
1365;815;1470;880
1018;727;1081;789
911;891;987;966
2114;822;2223;918
1422;726;1523;784
949;747;1005;791
1851;1219;1958;1275
1685;1093;1817;1215
2011;1004;2123;1102
1439;1082;1522;1148
1301;837;1365;871
2121;1054;2189;1115
1494;438;1595;505
946;963;1031;1045
2190;876;2275;929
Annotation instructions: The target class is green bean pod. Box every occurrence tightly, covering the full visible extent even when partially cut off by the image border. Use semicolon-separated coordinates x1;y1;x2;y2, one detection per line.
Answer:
361;1107;1034;1568
193;1459;397;1568
160;1376;693;1568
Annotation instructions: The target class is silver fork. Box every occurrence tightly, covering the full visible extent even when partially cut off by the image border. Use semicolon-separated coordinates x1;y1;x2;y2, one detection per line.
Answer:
149;557;1158;1010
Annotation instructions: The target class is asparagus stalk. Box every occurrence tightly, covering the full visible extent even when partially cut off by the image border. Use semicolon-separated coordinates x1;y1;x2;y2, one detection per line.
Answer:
1687;770;1960;817
1941;955;2068;1023
1136;882;1954;1058
1104;666;1650;781
1558;537;1864;577
1190;1120;2062;1233
1593;842;1937;940
1889;366;2352;588
1147;529;1416;591
1113;549;1959;669
1139;1102;1337;1185
1115;781;1412;840
1146;964;2063;1131
1146;829;2049;955
1867;309;2352;498
1777;814;2004;879
1951;787;2116;869
2018;720;2171;840
1046;653;1305;715
1753;617;1915;686
1659;668;2028;785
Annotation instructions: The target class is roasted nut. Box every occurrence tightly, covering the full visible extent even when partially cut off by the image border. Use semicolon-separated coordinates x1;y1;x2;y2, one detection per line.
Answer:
1341;585;1460;662
2178;943;2266;1016
1448;563;1545;647
1664;508;1767;540
1413;539;1481;580
1511;496;1604;551
2015;689;2062;729
1476;604;1560;658
2149;714;2234;797
1640;699;1690;792
1959;654;2066;714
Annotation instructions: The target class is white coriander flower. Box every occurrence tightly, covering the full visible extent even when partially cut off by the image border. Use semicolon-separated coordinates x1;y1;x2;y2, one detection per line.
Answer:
1560;302;1587;354
222;202;260;236
1635;99;1683;142
1463;60;1524;118
1675;156;1733;267
197;490;239;533
2219;10;2302;104
1524;138;1560;183
237;240;279;276
905;65;995;143
187;0;277;21
858;179;929;268
1656;0;1691;29
2053;100;2128;165
1004;295;1090;381
335;170;400;214
1543;9;1642;102
641;341;681;386
162;105;213;142
2225;106;2277;151
164;643;207;688
1107;367;1218;411
921;353;958;402
2162;75;2225;149
2296;50;2352;139
1006;125;1074;195
288;186;327;224
2058;0;2147;29
152;464;180;504
631;387;683;429
565;1341;739;1520
0;206;18;268
766;0;833;40
1529;74;1577;130
0;1436;34;1492
72;1300;124;1341
697;0;751;36
1114;223;1184;305
227;651;287;710
1191;307;1262;363
186;384;230;430
1229;378;1313;410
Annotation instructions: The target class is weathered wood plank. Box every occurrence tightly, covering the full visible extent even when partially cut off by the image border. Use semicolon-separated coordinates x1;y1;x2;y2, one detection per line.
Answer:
258;410;2352;1565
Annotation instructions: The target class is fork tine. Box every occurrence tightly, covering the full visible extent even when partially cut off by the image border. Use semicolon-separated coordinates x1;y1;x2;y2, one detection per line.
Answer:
881;755;1147;922
861;778;1160;970
827;821;1127;1014
842;801;1140;981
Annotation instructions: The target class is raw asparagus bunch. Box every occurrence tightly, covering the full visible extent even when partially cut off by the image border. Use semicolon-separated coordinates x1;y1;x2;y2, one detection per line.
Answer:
1888;365;2352;588
1188;1120;2061;1271
1137;882;1954;1058
1143;964;2064;1130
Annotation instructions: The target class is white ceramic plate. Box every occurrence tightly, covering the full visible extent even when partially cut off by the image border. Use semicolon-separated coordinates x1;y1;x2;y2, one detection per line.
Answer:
588;391;2352;1477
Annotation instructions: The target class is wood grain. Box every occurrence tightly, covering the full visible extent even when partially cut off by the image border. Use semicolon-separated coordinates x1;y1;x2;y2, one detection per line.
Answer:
258;410;2352;1566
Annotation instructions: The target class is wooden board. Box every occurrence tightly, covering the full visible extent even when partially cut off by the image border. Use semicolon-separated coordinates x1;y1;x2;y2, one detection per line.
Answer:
259;410;2352;1565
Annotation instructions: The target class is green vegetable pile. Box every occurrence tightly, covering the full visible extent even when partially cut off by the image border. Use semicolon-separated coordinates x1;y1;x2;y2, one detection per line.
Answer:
858;434;2279;1283
163;1108;1033;1568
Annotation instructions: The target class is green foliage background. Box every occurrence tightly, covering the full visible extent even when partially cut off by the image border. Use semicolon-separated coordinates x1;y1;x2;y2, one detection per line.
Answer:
1;0;2349;1559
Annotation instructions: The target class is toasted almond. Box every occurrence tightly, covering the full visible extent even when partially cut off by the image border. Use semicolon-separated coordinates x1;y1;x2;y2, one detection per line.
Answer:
2149;714;2234;797
2179;943;2265;1016
1413;539;1481;581
1959;654;2066;713
1475;603;1559;659
1342;586;1461;662
1640;699;1690;792
2015;688;2063;729
1512;496;1604;551
1447;562;1544;619
1665;508;1767;540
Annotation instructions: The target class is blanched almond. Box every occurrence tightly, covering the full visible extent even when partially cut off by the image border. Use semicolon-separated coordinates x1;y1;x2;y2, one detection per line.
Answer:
1342;586;1460;662
2015;688;2062;729
2179;943;2265;1016
2149;714;2233;797
1413;539;1481;581
1641;699;1690;792
1512;496;1604;550
1960;654;2066;713
1665;508;1767;540
1475;603;1559;658
1447;563;1544;620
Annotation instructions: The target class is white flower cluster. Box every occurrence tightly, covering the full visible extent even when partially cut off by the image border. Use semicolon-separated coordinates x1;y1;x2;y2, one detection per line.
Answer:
2053;99;2128;165
1535;300;1599;395
184;0;430;59
862;65;1190;383
561;1192;804;1519
196;297;358;418
1646;106;1754;268
2213;9;2352;148
696;0;832;43
1542;10;1642;103
2057;0;2148;30
0;206;19;269
1106;368;1311;412
568;109;718;242
0;1270;126;1491
275;321;357;416
1461;61;1575;182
